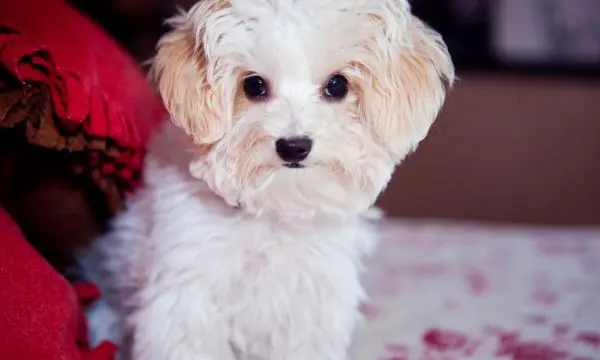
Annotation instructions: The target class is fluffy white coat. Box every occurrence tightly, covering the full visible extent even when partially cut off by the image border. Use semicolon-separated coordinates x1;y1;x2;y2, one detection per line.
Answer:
87;124;380;360
84;0;454;359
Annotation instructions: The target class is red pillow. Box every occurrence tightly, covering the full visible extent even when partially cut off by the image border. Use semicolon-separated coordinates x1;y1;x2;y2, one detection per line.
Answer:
0;207;119;359
0;0;165;210
0;0;166;358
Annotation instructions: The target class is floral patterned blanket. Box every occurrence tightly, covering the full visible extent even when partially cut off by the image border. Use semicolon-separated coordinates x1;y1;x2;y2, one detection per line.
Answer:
352;220;600;360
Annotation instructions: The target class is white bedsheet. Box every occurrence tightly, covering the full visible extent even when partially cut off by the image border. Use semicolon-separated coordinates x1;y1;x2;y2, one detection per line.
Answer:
351;220;600;360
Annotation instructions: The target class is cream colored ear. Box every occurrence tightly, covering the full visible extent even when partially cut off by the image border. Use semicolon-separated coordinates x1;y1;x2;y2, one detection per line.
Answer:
149;9;227;144
403;16;455;110
364;15;455;160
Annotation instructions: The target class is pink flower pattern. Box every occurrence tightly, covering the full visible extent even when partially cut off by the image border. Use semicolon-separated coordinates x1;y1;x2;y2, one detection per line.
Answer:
351;220;600;360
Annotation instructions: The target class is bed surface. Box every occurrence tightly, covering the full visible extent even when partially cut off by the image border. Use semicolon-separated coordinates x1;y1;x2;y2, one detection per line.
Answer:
87;219;600;359
352;220;600;360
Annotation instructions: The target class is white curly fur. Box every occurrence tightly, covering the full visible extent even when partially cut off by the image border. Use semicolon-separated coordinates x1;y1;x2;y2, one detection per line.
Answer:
83;0;454;359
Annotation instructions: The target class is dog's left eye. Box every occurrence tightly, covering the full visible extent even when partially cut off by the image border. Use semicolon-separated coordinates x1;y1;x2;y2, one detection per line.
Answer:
243;75;269;101
323;74;349;101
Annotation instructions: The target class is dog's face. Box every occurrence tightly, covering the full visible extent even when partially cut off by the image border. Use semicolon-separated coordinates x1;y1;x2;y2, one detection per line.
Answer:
151;0;454;218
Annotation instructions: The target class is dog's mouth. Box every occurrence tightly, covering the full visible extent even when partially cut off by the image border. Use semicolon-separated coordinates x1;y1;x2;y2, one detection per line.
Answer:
283;162;305;169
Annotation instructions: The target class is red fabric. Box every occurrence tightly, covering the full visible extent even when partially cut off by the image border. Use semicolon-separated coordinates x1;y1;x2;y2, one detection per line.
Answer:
0;0;166;358
0;209;116;360
0;0;165;192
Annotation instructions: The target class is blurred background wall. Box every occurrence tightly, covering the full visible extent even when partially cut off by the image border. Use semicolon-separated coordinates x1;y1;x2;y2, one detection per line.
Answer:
68;0;600;226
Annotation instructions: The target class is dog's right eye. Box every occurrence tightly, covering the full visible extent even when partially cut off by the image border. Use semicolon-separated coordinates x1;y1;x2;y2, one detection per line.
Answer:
243;75;269;101
323;73;349;101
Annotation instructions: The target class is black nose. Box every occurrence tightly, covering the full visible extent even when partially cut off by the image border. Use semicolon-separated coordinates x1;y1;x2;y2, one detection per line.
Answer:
275;137;313;163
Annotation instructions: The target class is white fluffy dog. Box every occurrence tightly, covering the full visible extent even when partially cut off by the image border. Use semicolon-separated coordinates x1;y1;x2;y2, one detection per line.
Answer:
86;0;454;359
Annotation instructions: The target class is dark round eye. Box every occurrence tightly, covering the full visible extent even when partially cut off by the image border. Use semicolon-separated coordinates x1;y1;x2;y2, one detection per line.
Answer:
243;75;269;101
323;74;349;101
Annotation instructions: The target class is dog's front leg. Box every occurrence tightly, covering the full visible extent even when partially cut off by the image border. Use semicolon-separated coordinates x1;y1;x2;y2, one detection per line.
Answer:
278;336;351;360
269;310;357;360
130;287;234;360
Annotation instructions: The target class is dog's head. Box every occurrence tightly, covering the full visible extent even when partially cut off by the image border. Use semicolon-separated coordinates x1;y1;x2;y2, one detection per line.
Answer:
151;0;454;219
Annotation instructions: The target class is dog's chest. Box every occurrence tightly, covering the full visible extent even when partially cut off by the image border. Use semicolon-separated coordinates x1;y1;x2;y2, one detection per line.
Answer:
210;219;361;303
192;218;365;356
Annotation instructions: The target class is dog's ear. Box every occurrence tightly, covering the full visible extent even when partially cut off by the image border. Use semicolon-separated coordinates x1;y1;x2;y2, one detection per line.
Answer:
361;14;455;161
150;1;233;144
